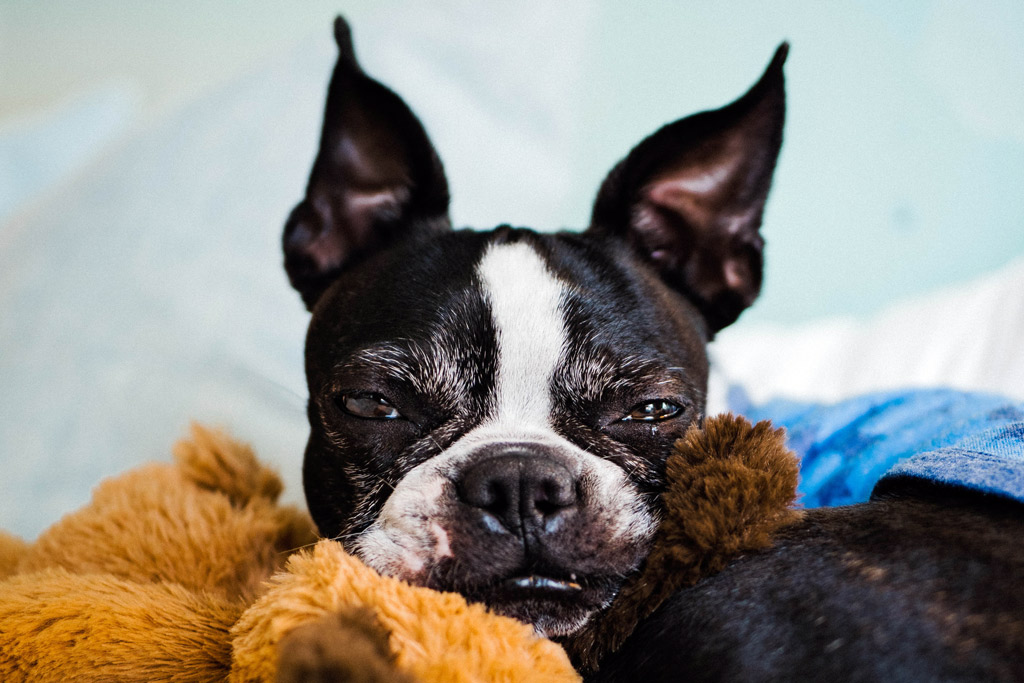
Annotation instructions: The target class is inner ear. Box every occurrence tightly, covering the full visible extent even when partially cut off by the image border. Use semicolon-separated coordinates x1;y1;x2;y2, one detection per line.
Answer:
284;16;451;310
589;44;787;333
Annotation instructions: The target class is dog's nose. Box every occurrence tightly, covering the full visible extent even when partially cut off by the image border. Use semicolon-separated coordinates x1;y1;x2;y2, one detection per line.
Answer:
456;451;577;535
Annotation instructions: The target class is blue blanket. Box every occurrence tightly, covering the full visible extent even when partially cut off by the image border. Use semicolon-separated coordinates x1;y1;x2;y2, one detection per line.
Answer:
731;388;1024;508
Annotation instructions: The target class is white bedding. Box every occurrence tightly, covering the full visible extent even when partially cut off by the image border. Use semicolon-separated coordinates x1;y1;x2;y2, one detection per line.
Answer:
708;257;1024;414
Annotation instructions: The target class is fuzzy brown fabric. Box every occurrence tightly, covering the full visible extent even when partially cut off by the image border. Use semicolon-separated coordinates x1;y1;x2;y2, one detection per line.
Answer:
564;413;802;673
15;427;316;604
0;570;241;682
0;425;316;682
0;531;28;581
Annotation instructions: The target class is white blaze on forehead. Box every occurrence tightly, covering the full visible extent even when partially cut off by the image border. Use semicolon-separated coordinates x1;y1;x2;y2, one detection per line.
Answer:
476;241;567;426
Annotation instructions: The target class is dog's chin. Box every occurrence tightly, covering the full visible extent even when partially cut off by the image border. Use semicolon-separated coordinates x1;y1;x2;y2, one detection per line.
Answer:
484;596;600;638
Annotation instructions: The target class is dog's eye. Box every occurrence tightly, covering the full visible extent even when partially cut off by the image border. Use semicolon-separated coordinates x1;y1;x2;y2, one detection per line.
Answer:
621;399;683;422
338;393;403;420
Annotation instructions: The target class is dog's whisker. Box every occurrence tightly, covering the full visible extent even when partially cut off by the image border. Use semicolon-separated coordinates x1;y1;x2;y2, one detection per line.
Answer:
277;527;372;555
425;432;446;454
277;539;322;554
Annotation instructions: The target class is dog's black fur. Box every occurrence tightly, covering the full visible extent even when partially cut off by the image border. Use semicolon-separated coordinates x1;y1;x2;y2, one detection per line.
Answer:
283;17;1024;681
593;485;1024;682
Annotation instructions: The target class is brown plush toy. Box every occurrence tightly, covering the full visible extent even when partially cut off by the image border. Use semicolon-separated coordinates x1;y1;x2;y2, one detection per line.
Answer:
563;416;802;673
0;415;799;682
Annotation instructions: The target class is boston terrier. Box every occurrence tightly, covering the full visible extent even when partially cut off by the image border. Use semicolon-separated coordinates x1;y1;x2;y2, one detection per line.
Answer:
283;16;782;637
280;16;1024;682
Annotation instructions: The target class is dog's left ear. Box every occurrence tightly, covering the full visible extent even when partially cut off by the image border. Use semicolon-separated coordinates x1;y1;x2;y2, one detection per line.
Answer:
589;44;787;333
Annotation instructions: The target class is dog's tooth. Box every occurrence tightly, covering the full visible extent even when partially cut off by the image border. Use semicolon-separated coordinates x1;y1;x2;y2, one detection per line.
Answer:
509;575;582;592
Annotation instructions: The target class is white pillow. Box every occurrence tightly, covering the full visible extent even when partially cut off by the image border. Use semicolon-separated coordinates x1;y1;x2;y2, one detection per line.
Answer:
708;257;1024;414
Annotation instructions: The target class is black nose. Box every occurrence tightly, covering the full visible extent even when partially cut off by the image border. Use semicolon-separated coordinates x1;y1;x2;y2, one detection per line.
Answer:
456;451;577;535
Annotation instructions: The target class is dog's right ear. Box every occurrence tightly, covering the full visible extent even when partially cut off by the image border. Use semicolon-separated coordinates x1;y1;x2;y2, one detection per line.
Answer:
588;45;787;333
284;16;451;309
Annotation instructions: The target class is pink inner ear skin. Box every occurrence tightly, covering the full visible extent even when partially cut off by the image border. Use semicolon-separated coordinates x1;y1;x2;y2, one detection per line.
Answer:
722;258;749;292
643;137;748;236
334;131;409;186
307;233;346;274
298;197;343;273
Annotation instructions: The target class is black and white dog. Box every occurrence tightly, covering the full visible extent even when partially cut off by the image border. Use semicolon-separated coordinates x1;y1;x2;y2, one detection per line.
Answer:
282;17;1024;681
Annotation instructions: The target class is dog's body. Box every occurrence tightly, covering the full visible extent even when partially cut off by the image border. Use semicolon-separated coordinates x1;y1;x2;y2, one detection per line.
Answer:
281;17;1024;681
594;489;1024;682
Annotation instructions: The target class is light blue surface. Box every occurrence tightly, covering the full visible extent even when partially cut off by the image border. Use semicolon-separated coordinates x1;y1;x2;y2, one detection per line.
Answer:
1;1;1022;539
0;87;136;225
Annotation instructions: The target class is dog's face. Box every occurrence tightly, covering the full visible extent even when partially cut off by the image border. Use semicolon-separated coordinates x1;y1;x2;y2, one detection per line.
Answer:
284;18;785;637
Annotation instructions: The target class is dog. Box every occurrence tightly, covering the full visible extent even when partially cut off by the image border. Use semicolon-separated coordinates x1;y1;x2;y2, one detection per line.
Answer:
281;17;1024;682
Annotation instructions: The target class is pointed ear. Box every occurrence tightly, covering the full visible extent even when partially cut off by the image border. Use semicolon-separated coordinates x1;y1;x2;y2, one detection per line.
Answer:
589;44;787;332
284;16;451;309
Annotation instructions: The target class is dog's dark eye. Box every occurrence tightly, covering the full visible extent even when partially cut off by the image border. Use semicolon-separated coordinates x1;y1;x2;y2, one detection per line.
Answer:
338;393;403;420
621;399;683;422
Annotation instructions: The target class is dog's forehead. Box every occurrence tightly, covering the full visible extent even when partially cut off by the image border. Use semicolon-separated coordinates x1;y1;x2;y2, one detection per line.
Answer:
308;227;707;385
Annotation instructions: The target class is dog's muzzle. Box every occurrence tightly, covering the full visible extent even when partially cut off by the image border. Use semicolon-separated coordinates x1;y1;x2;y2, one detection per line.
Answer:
353;436;655;636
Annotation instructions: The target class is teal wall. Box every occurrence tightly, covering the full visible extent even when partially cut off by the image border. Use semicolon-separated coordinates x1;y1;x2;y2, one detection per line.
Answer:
532;1;1024;323
3;0;1022;323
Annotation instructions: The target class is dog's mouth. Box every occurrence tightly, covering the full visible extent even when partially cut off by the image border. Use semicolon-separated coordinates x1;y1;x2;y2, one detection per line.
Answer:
504;574;583;594
452;567;599;603
447;568;618;636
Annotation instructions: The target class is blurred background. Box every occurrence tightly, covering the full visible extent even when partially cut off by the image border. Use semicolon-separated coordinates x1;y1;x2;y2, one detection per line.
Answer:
2;0;1023;538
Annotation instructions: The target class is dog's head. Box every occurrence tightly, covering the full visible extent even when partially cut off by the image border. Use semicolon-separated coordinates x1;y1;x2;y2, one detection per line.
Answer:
285;17;785;636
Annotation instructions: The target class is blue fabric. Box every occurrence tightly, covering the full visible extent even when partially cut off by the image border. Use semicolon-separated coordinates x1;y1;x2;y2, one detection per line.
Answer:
875;423;1024;504
731;388;1024;508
